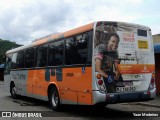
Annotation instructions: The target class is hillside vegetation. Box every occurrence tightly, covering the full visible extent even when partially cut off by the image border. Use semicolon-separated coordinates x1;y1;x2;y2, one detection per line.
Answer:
0;39;22;64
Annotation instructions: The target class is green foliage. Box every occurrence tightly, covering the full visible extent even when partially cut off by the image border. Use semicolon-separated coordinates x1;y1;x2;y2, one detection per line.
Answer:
0;39;22;64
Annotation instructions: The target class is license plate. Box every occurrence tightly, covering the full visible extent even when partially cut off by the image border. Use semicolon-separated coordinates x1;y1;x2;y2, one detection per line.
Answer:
138;40;148;49
116;86;136;92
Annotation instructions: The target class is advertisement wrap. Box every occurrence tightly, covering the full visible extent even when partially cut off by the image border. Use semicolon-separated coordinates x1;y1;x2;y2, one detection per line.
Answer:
94;22;154;93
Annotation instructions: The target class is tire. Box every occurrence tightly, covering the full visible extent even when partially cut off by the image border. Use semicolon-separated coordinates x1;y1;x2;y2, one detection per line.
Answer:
10;83;18;99
49;87;61;111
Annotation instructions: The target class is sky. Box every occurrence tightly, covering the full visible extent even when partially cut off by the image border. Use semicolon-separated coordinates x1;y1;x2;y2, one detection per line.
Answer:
0;0;160;45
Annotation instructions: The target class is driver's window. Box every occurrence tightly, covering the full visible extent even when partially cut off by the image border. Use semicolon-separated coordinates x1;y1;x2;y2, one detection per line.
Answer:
4;54;12;75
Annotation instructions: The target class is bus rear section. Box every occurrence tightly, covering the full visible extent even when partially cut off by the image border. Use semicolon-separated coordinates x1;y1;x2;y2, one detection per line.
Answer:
93;21;156;105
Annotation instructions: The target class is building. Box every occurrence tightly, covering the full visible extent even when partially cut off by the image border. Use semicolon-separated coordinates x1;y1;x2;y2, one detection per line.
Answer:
153;34;160;94
153;34;160;44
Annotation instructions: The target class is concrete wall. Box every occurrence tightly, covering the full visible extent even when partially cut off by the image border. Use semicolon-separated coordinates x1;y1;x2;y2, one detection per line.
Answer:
155;53;160;94
153;34;160;94
153;34;160;44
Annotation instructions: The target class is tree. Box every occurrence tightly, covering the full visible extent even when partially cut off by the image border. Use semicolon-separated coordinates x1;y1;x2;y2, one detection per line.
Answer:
0;39;22;64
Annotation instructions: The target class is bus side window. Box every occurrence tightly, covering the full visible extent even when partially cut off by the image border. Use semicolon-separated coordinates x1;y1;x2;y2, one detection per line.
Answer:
17;51;24;68
76;33;88;64
48;41;64;66
25;48;35;68
65;33;90;65
65;37;79;65
36;45;47;67
11;53;18;69
87;31;93;65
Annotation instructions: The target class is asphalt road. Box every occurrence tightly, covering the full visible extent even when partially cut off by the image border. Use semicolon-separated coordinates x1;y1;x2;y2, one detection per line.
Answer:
0;83;159;120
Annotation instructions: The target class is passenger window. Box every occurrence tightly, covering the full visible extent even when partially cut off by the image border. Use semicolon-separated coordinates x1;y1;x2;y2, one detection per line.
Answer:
65;33;88;65
65;37;78;65
11;53;18;69
36;45;47;67
48;41;64;66
17;51;24;68
76;33;88;64
25;48;35;68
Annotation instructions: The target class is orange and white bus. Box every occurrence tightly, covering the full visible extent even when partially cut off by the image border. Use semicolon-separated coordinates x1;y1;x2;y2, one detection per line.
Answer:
4;21;156;111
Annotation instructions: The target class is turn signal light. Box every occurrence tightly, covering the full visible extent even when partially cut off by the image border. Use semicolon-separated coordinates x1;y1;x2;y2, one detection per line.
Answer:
96;74;102;79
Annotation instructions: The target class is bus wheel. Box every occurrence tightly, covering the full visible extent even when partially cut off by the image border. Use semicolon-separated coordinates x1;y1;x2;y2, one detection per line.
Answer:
10;83;18;99
49;87;61;111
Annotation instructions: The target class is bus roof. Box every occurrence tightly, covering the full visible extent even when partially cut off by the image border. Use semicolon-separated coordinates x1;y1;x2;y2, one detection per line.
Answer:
6;21;151;55
6;22;94;54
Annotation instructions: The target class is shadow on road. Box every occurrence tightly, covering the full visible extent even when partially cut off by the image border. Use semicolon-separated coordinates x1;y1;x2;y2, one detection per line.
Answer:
6;95;134;119
58;105;134;118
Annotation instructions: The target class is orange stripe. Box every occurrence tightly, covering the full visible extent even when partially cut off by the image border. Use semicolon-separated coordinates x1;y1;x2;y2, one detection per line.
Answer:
118;64;155;74
33;23;94;46
63;23;94;38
